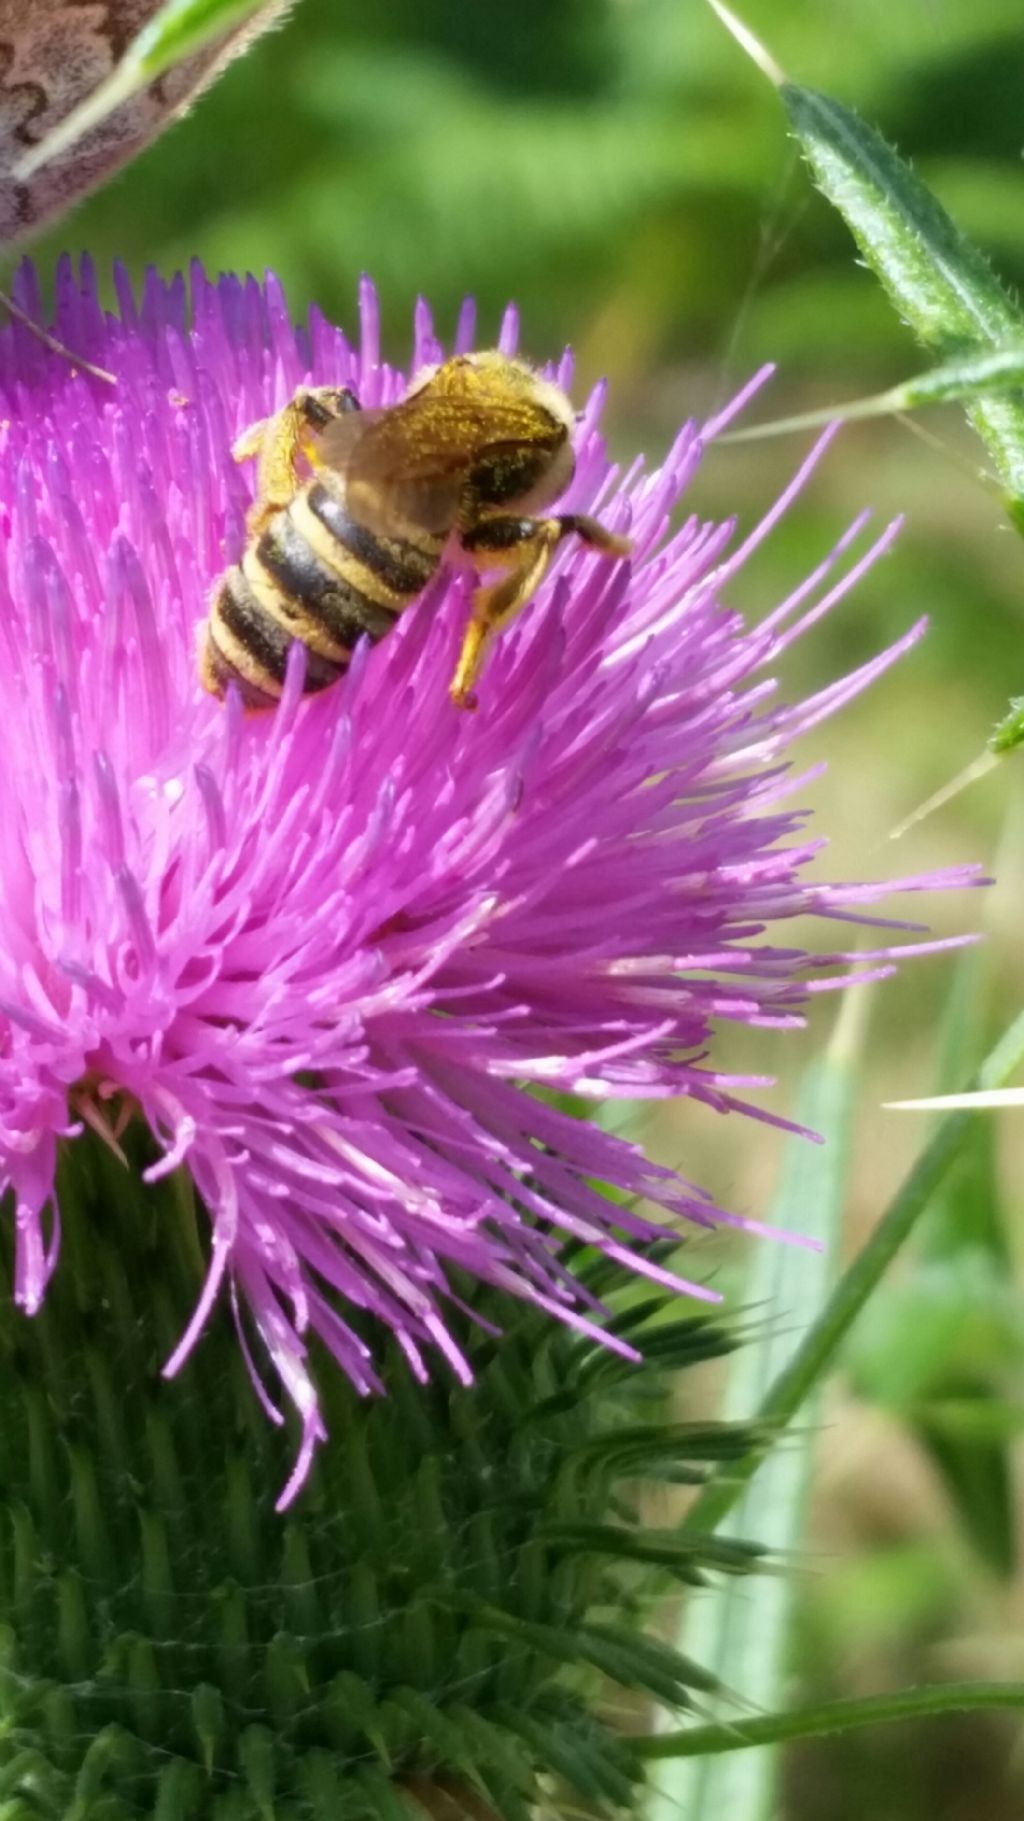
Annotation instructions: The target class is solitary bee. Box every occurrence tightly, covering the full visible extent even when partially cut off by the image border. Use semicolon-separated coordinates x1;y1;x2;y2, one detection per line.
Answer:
199;351;632;711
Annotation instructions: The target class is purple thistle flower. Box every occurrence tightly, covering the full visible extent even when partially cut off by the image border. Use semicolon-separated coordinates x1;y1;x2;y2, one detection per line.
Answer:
0;258;977;1507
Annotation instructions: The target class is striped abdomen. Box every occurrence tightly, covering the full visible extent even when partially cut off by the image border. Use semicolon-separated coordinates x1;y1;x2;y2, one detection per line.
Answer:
201;479;443;707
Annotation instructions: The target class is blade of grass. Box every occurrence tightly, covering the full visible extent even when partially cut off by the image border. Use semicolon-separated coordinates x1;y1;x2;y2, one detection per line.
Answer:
681;1004;1024;1542
646;987;865;1821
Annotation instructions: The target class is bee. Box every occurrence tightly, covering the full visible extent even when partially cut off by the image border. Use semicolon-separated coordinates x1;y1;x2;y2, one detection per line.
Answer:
199;351;632;712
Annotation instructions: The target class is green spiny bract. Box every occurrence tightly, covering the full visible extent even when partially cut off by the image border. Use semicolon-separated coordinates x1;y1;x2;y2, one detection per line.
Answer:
0;1135;763;1819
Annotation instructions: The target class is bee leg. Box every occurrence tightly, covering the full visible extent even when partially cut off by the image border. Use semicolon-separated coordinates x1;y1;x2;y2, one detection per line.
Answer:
234;385;362;537
452;517;564;709
451;512;631;709
230;415;275;465
552;512;632;561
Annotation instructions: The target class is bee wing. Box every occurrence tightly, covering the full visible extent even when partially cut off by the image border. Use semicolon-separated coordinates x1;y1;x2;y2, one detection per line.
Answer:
312;390;551;535
308;404;462;535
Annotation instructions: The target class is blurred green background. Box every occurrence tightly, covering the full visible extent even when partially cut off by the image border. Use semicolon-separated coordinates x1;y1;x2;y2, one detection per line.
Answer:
28;2;1024;1815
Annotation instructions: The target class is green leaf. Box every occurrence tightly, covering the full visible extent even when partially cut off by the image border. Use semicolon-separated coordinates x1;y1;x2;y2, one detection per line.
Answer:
13;0;282;182
638;1682;1024;1760
647;988;862;1821
991;698;1024;754
782;86;1023;347
781;81;1024;518
705;2;1024;521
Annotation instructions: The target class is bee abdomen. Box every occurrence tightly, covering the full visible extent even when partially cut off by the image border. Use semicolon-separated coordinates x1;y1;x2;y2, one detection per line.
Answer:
257;500;410;653
202;474;444;709
203;565;345;706
305;482;438;595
